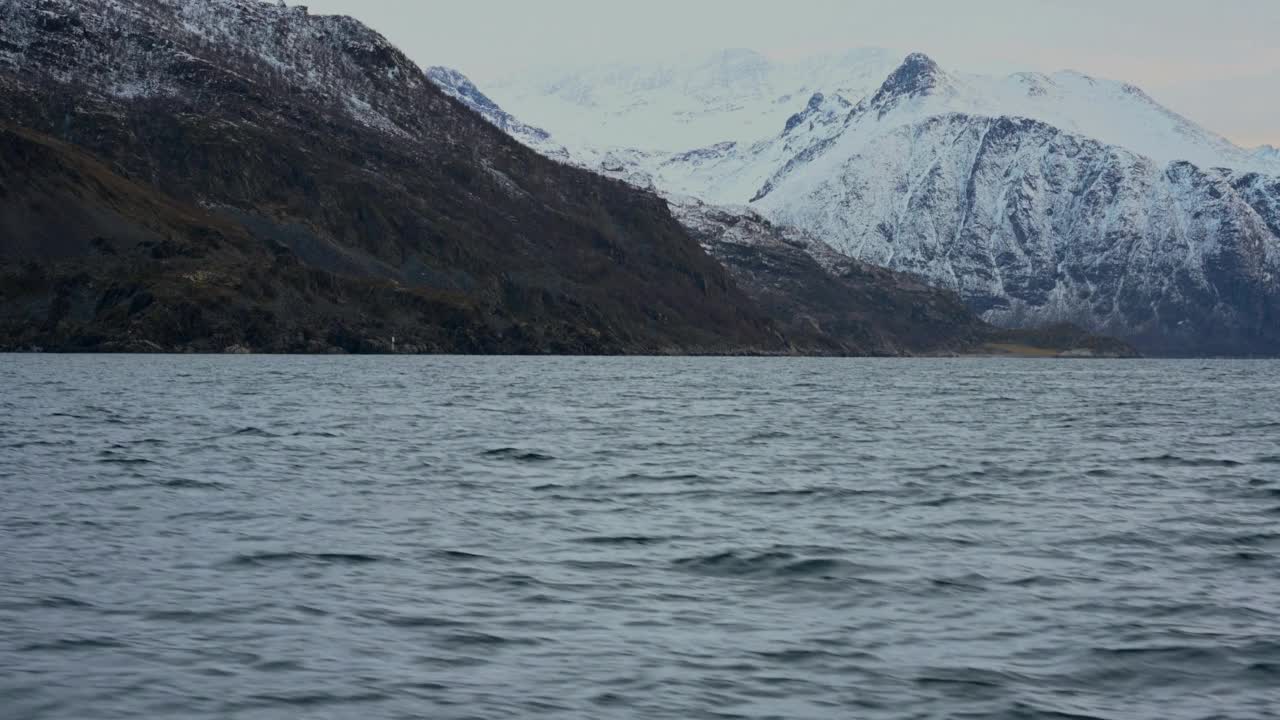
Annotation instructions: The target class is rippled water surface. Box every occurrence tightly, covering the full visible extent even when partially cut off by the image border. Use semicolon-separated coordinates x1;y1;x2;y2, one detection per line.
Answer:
3;356;1280;720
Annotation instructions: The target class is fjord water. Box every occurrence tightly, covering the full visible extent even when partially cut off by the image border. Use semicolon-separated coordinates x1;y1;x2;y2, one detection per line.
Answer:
2;356;1278;720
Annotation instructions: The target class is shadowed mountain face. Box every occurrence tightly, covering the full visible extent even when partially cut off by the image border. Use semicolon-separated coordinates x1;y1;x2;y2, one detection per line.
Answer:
0;0;785;353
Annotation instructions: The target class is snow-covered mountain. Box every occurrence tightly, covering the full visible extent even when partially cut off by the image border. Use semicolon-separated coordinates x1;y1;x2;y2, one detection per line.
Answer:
456;51;1280;355
759;112;1280;353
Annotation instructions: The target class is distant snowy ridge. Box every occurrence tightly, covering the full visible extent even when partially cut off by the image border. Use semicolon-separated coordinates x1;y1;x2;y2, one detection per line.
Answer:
484;48;1280;175
1255;145;1280;165
482;48;903;153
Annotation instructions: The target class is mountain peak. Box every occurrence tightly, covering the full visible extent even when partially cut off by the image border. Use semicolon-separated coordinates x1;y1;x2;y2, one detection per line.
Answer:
901;52;941;72
886;52;943;92
864;52;946;112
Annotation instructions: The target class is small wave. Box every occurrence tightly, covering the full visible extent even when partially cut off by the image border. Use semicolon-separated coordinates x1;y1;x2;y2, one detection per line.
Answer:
82;478;226;493
252;659;308;673
160;478;228;490
752;648;846;664
228;552;388;567
673;551;868;580
437;549;489;560
142;606;257;623
489;573;541;587
231;427;282;438
1215;531;1280;546
1229;550;1270;562
245;691;388;708
740;431;793;442
562;559;640;571
362;611;469;628
21;637;126;652
167;509;260;521
1089;645;1227;662
4;439;74;449
1002;701;1109;720
616;472;705;482
1005;575;1076;588
572;535;669;546
1136;454;1244;468
481;448;555;462
441;631;539;647
96;451;154;465
41;595;95;609
915;667;1018;689
915;494;966;507
930;573;990;592
748;487;819;498
79;482;152;493
1245;661;1280;676
4;595;97;611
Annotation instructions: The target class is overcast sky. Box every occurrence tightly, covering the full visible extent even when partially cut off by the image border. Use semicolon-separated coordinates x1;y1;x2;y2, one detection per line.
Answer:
301;0;1279;147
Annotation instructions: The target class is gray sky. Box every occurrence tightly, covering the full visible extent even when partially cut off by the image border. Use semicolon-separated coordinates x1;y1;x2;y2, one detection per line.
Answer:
302;0;1279;147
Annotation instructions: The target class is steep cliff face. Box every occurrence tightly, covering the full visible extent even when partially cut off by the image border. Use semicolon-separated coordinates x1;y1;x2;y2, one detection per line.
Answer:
0;0;783;353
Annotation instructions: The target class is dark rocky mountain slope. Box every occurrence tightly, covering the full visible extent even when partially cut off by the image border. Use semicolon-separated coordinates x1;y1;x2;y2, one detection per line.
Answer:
0;0;785;353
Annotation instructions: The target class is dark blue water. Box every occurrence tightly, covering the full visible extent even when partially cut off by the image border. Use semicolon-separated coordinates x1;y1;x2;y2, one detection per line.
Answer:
2;356;1279;720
